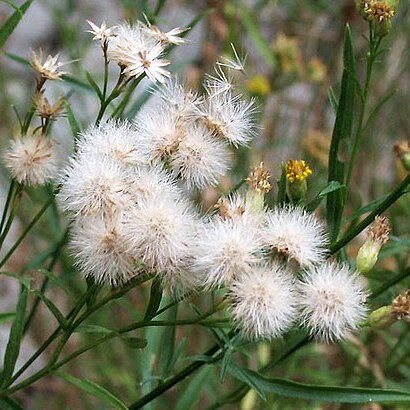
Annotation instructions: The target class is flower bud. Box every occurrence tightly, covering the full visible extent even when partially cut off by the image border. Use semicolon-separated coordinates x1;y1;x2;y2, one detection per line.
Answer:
245;162;271;212
361;1;397;37
285;159;312;203
392;290;410;322
356;216;390;274
366;305;394;328
394;140;410;171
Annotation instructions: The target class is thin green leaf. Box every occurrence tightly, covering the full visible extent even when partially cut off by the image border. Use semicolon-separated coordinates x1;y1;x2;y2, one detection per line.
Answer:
0;1;33;48
0;272;31;289
226;363;266;400
327;25;356;242
0;312;15;324
144;277;163;321
1;286;28;387
160;303;178;378
230;368;410;403
276;162;287;205
60;74;93;92
4;52;30;66
85;71;103;100
54;371;128;410
32;290;68;328
38;269;75;299
307;181;345;212
66;103;81;142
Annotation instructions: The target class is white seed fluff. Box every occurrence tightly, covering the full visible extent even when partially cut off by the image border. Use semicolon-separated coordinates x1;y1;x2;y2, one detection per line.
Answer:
298;262;368;342
171;122;231;189
262;206;328;267
123;196;197;274
58;154;132;218
3;135;58;186
70;215;137;286
198;92;258;147
77;120;148;167
193;217;263;288
230;264;297;340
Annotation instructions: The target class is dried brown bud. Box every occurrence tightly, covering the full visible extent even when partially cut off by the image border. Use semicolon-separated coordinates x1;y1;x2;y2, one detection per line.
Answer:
368;216;390;245
214;197;245;220
34;92;65;119
391;290;410;322
246;162;271;193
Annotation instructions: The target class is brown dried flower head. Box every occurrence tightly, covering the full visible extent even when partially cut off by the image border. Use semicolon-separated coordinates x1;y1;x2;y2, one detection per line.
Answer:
364;1;395;22
34;92;65;119
392;290;410;322
368;216;390;245
246;162;271;193
30;50;68;81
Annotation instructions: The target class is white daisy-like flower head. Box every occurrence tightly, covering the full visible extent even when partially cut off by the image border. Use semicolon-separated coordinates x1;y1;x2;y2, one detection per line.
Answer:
170;122;231;189
86;20;117;43
198;92;258;147
3;134;58;186
230;263;297;340
216;43;247;72
70;215;137;287
298;262;368;342
30;50;68;81
193;216;263;288
77;120;148;167
58;154;132;218
109;23;171;83
204;65;234;98
262;206;328;267
123;195;198;274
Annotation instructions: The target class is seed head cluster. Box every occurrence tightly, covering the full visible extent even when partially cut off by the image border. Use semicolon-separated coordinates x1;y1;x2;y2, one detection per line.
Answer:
3;17;371;345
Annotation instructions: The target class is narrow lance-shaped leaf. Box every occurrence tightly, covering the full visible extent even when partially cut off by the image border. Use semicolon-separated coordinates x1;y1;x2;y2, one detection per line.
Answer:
0;1;33;49
229;367;410;404
1;286;28;387
327;24;356;243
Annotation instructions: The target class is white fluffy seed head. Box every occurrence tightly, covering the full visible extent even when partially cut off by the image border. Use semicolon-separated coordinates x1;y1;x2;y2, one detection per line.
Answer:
262;206;328;267
77;120;148;167
3;135;58;186
193;217;263;288
69;215;137;286
130;165;181;203
198;92;258;147
123;195;198;275
58;154;132;218
135;107;185;162
171;122;231;189
230;263;297;340
298;262;368;342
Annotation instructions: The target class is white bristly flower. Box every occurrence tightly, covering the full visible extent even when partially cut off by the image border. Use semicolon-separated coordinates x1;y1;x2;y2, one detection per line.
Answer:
30;50;68;80
109;23;170;83
70;215;137;286
86;20;117;42
130;165;181;203
58;154;132;218
123;195;198;275
298;262;368;342
198;92;258;147
193;217;263;287
3;135;58;186
144;24;189;45
159;79;202;119
171;122;231;189
262;206;328;267
77;120;148;167
136;107;185;161
230;264;297;340
204;66;234;98
216;43;247;72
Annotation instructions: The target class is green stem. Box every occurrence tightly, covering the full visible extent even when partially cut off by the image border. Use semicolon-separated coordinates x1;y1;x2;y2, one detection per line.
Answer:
0;183;23;251
0;181;16;236
110;76;143;119
23;228;70;334
0;196;53;270
346;27;382;189
330;173;410;254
